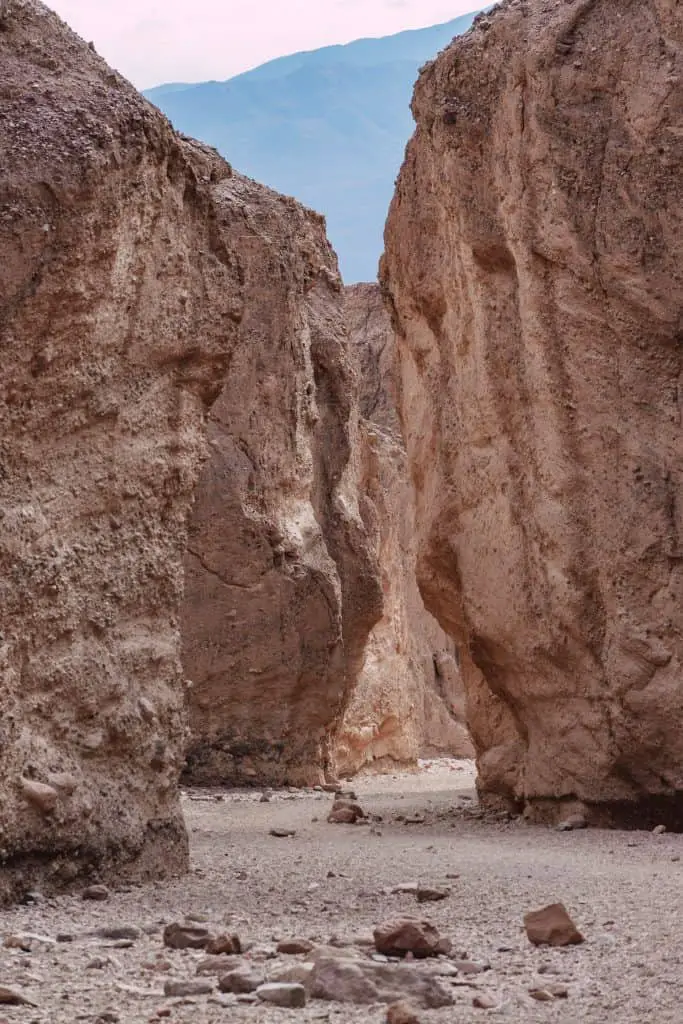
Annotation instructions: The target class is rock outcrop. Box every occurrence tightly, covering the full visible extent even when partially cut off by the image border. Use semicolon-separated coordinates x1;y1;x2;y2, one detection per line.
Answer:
334;286;472;775
0;0;378;901
180;217;382;787
382;0;683;824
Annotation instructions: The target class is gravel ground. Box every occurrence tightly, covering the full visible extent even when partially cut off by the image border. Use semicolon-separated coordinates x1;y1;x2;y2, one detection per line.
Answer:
0;759;681;1023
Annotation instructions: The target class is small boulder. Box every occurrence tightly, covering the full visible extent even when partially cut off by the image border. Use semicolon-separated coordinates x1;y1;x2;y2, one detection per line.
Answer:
277;938;314;955
373;918;449;958
218;969;262;994
524;904;584;947
163;922;211;950
256;982;306;1008
205;933;241;955
310;956;453;1008
387;999;422;1024
556;815;587;832
473;992;498;1009
328;799;366;824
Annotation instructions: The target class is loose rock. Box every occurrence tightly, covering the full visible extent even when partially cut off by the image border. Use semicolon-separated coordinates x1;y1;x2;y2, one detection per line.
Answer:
163;923;211;950
256;982;306;1008
19;778;59;814
277;938;314;955
374;918;449;958
205;933;241;955
82;884;110;901
524;903;584;947
163;979;213;997
310;956;453;1008
0;985;38;1006
416;886;450;903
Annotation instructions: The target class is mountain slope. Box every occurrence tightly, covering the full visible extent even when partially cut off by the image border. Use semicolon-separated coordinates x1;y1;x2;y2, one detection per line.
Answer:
144;13;481;282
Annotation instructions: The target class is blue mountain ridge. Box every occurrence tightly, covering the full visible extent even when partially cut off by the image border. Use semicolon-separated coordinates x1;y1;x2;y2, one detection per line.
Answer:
144;13;481;282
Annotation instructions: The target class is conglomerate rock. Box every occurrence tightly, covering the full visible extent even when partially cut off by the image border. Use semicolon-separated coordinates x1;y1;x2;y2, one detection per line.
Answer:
334;285;472;774
0;0;380;901
382;0;683;824
180;207;382;787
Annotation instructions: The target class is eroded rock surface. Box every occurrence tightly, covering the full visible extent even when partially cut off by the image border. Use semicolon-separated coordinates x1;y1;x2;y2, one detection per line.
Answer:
180;192;382;788
382;0;683;823
335;286;472;775
0;0;374;899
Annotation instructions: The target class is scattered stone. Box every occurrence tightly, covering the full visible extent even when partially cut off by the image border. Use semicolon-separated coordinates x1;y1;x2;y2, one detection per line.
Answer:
92;926;141;941
163;923;211;950
82;884;110;901
218;968;262;994
0;985;38;1006
454;960;487;975
653;824;667;835
56;933;74;943
556;814;587;832
549;984;569;998
86;957;110;970
19;778;58;813
529;988;555;1002
269;962;315;986
277;938;314;955
310;956;453;1008
386;999;422;1024
404;815;426;825
269;828;296;838
473;992;498;1009
256;982;306;1008
328;804;364;824
196;956;239;976
205;933;241;955
524;903;584;947
374;918;449;958
259;791;272;803
392;883;418;895
416;886;450;903
163;979;213;997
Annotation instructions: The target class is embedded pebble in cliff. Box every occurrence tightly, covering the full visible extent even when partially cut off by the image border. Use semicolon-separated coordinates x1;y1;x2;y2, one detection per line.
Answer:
19;779;59;814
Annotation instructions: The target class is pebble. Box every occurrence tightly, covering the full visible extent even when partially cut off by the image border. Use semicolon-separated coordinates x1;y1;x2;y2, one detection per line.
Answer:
653;824;667;835
374;917;450;958
163;979;213;997
218;968;262;994
256;982;306;1008
205;933;241;955
269;828;296;838
277;938;314;955
557;814;587;831
529;988;555;1001
20;778;59;813
416;886;450;903
82;884;110;901
473;992;498;1009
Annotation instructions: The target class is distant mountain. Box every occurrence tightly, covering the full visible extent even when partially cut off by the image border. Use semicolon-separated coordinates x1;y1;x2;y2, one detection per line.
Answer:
144;13;481;282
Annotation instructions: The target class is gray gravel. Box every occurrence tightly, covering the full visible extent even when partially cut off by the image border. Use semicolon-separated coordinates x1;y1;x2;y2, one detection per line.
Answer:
0;759;681;1023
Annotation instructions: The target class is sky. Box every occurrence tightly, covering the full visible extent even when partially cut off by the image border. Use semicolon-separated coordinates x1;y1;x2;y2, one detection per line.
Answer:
46;0;481;90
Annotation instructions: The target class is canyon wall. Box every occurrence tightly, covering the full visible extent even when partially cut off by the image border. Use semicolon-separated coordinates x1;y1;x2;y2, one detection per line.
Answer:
180;220;383;787
0;0;379;902
334;285;472;775
382;0;683;825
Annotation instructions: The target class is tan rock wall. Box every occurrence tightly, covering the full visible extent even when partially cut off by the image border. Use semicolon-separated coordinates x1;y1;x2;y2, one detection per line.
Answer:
382;0;683;824
334;285;472;775
180;200;383;787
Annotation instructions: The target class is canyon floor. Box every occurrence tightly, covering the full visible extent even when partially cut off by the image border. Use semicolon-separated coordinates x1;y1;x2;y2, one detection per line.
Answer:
1;759;681;1023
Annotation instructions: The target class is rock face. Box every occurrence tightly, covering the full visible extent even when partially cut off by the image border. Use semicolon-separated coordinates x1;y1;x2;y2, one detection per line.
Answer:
334;285;472;775
0;0;375;900
179;185;382;787
382;0;683;824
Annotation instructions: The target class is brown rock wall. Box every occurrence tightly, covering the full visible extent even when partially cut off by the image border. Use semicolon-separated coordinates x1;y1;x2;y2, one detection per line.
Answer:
382;0;683;823
334;285;472;775
180;195;383;787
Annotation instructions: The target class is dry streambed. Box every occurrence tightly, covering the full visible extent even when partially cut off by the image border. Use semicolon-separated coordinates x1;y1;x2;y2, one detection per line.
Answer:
0;760;681;1023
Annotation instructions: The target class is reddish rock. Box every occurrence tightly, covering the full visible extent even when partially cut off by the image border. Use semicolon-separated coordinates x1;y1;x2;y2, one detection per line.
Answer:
205;933;241;955
524;904;584;948
386;1000;422;1024
276;939;314;955
373;918;448;959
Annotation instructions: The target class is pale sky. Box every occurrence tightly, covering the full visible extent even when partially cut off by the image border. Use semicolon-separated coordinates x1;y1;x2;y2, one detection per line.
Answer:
46;0;481;90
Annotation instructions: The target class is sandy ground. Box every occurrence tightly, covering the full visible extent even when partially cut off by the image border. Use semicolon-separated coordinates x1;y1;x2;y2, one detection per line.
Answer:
1;759;682;1023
